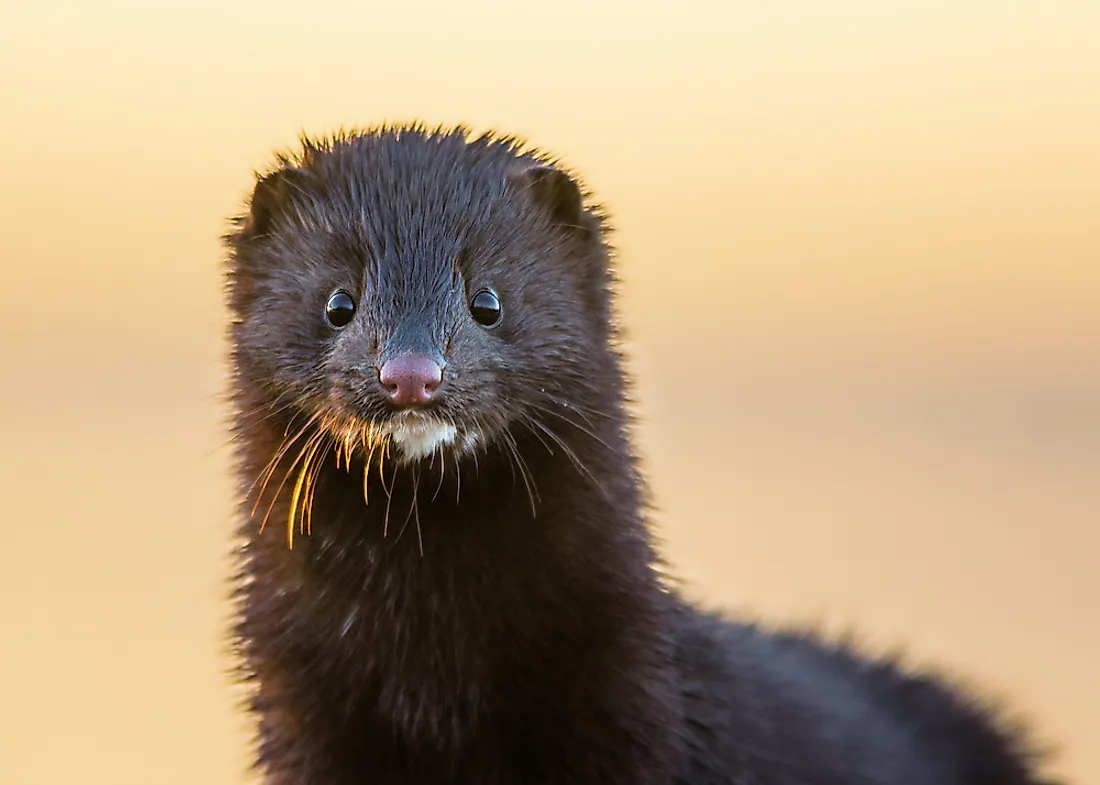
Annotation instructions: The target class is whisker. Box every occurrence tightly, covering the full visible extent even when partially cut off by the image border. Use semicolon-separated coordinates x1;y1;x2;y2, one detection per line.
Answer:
413;471;424;557
341;427;357;473
259;428;324;538
363;438;379;507
534;390;613;422
432;443;447;502
527;399;614;452
303;433;332;537
501;429;539;517
394;469;424;558
382;460;394;538
287;432;327;549
522;415;556;455
204;395;301;459
379;446;391;498
523;414;612;505
454;449;462;506
250;409;325;519
234;389;294;425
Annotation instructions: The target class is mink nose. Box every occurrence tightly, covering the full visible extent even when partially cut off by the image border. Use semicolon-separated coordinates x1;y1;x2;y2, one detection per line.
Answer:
378;353;443;407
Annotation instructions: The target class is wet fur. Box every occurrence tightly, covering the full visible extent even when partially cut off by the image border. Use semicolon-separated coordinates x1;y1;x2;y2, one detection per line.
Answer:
224;125;1055;784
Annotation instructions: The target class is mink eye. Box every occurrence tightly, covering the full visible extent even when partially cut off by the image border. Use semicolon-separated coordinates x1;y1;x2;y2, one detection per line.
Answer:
470;289;502;327
325;290;357;328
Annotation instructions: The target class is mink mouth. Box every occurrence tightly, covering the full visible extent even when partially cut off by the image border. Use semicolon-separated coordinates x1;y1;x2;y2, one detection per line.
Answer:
379;410;463;462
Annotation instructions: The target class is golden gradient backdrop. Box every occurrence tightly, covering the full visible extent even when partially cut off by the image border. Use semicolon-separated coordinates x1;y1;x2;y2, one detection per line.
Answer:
1;1;1097;783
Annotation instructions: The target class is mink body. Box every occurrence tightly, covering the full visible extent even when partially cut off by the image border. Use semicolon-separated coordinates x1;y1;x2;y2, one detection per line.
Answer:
224;125;1050;785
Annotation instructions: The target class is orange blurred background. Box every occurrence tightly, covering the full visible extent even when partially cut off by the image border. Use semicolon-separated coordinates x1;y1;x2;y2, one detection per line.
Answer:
1;1;1096;783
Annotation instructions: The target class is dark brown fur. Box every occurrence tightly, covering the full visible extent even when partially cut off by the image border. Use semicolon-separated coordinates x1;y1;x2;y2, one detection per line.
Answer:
224;124;1056;785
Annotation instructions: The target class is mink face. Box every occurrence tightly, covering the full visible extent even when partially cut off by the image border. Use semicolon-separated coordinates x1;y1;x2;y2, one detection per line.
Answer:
226;129;621;472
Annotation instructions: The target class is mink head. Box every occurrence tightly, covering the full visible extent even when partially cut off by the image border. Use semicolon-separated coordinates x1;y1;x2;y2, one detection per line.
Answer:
225;127;621;465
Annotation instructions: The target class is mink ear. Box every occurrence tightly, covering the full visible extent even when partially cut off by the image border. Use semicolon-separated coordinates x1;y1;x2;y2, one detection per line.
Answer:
510;163;588;230
242;167;299;237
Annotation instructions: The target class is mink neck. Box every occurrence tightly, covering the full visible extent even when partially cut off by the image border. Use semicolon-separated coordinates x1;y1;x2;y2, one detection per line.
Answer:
237;394;679;756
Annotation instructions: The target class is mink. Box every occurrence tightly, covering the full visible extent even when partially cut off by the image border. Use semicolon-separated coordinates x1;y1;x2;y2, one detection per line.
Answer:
223;124;1053;785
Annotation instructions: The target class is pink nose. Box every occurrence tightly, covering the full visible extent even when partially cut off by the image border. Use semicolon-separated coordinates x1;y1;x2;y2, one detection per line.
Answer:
379;353;442;407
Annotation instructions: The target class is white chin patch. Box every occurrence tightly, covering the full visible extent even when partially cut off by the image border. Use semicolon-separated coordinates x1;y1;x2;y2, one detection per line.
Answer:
386;416;458;462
